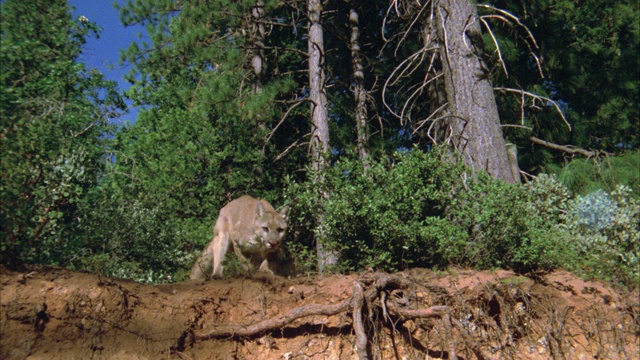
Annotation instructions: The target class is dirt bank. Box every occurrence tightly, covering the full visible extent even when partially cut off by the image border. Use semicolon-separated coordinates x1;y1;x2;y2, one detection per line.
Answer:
1;265;638;359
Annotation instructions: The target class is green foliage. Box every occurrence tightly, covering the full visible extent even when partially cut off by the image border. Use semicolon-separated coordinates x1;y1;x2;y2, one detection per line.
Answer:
550;150;639;197
78;182;205;283
0;0;123;267
80;105;269;282
3;0;636;289
286;156;638;288
524;174;639;288
486;0;638;177
74;0;299;282
525;174;571;223
562;185;639;287
285;148;569;274
318;148;464;271
443;173;568;273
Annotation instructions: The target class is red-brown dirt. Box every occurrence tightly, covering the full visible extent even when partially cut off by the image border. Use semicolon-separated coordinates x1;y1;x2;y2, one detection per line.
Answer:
1;265;638;359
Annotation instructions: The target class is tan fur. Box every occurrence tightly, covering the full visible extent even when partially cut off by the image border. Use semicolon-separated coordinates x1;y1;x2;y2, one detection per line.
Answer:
190;196;289;279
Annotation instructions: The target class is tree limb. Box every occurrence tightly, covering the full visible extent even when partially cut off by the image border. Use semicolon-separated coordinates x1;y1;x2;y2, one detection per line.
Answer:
528;136;598;158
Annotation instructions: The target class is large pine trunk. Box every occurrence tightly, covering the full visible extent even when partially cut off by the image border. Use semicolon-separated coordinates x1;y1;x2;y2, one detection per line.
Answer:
435;0;518;183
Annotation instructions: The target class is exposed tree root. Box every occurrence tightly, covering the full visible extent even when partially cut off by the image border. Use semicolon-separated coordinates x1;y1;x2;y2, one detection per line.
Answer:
192;273;495;360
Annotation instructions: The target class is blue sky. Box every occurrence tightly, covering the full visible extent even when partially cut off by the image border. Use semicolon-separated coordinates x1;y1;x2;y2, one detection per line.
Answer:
68;0;145;124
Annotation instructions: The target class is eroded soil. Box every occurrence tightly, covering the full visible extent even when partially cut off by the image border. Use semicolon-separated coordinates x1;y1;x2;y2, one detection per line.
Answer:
1;265;638;359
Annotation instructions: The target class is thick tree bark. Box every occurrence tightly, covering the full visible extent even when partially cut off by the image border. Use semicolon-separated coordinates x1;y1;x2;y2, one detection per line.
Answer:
307;0;336;272
435;0;518;183
349;8;370;170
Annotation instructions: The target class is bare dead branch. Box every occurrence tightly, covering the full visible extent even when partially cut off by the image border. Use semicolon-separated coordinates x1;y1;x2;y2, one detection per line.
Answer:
193;274;448;345
412;101;448;136
500;124;533;131
191;272;478;360
479;17;508;77
385;303;448;320
264;99;307;146
394;0;431;57
528;136;598;158
478;4;538;49
400;73;442;124
382;47;432;120
479;5;544;78
495;87;571;130
194;297;351;340
273;138;305;162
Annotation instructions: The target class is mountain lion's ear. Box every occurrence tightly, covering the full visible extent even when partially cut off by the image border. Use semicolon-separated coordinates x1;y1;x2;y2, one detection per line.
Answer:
255;202;266;217
278;206;290;221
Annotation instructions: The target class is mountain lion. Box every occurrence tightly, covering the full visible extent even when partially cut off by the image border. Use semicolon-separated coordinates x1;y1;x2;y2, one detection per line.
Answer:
190;196;289;279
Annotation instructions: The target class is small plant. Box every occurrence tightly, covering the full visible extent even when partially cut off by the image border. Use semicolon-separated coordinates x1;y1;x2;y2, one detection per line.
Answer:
562;185;639;288
500;276;527;286
569;190;617;232
525;173;571;223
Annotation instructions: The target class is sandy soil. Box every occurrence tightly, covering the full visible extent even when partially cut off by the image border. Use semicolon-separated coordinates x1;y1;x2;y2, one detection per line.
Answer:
1;265;638;359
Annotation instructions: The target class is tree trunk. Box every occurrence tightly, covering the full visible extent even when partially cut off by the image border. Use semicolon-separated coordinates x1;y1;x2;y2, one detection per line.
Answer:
349;8;370;170
249;0;265;94
307;0;336;272
435;0;518;183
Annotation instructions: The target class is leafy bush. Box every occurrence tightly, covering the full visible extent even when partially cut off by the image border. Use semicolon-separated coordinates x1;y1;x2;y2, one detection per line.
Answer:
0;1;123;267
284;148;459;272
443;173;570;273
524;174;639;288
525;173;571;223
285;147;569;274
74;177;213;283
562;185;639;287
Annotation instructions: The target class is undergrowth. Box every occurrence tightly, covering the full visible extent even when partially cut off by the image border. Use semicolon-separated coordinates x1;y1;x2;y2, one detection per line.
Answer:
285;147;639;289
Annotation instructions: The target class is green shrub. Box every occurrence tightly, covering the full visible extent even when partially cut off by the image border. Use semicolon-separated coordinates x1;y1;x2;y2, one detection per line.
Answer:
443;173;570;273
525;174;639;288
284;147;463;272
285;147;569;274
562;185;639;288
77;185;206;283
286;150;638;288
